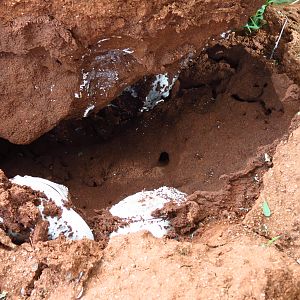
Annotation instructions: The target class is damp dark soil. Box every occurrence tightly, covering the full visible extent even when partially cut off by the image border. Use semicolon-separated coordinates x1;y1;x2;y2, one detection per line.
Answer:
0;45;298;221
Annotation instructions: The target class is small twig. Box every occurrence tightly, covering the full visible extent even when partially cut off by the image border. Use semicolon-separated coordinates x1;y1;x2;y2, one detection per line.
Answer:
76;271;84;283
76;287;84;299
290;0;299;4
270;17;288;59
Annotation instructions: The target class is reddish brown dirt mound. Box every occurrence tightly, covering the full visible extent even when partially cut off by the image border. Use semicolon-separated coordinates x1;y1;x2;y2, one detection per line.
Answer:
0;0;262;144
0;171;52;244
82;229;300;300
244;119;300;261
0;237;102;299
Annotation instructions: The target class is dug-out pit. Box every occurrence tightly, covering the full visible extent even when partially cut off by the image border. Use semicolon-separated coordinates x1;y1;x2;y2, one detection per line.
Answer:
0;45;298;233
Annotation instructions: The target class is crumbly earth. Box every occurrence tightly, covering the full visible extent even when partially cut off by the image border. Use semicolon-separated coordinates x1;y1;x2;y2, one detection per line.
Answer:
82;228;300;300
2;116;300;299
1;39;299;216
0;0;263;144
0;4;299;300
0;170;50;244
281;6;300;84
244;118;300;261
0;237;103;299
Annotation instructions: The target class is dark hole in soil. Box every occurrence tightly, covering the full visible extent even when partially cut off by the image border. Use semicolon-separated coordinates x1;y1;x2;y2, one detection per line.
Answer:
0;45;298;223
158;152;170;166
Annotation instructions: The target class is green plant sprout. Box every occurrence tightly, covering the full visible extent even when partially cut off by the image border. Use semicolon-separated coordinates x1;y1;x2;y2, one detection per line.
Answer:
262;200;271;217
262;235;281;247
244;0;295;33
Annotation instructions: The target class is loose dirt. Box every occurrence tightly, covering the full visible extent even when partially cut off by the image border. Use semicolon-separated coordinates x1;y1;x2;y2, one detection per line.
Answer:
0;4;299;300
0;170;60;245
82;228;300;300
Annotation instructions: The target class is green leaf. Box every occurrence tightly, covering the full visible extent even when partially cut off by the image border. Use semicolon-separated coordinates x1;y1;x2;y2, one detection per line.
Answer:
267;235;281;246
262;200;271;217
244;0;293;33
269;0;295;4
261;235;281;247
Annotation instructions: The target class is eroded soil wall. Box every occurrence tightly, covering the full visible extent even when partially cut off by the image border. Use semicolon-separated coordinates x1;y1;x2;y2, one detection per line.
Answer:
1;45;298;214
0;0;262;144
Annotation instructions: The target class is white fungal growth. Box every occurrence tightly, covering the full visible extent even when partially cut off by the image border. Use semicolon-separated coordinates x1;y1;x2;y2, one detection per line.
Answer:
110;186;186;238
122;48;134;54
220;30;231;39
74;92;81;99
83;104;95;117
79;72;90;93
141;74;178;112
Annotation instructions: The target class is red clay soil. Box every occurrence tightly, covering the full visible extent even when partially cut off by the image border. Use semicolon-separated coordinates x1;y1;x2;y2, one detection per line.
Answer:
0;5;299;300
82;227;300;300
0;0;263;144
0;170;58;245
244;117;300;262
1;44;299;217
2;118;300;298
2;116;300;300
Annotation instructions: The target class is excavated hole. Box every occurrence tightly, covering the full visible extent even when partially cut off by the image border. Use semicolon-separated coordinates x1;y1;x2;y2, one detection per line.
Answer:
158;152;170;166
0;45;299;239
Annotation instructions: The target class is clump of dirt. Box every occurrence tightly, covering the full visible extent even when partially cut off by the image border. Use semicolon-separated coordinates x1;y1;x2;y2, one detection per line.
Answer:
0;170;52;245
0;169;123;247
79;208;125;246
152;146;281;240
82;229;300;299
281;6;300;84
0;237;103;299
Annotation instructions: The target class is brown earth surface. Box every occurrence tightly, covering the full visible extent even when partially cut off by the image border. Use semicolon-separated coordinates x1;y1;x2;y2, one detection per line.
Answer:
1;34;299;220
0;4;300;300
244;118;300;262
0;170;61;245
82;227;300;300
0;0;263;144
2;115;299;300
